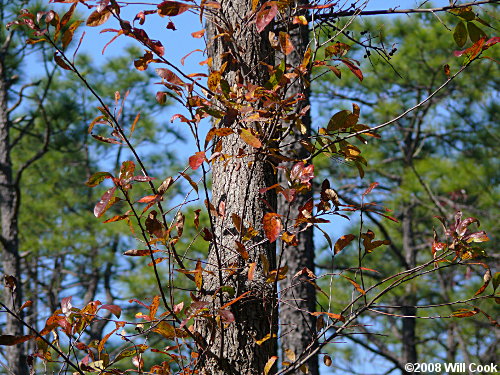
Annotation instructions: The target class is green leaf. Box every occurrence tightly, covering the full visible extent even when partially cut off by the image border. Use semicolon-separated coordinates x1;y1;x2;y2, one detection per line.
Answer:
467;22;486;43
86;172;113;187
453;21;467;47
493;272;500;293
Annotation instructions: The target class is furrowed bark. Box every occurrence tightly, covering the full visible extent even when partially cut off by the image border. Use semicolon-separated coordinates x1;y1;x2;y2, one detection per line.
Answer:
195;2;278;374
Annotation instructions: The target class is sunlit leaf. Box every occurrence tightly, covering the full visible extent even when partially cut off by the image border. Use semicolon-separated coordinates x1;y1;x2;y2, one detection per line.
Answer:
94;187;117;217
86;8;112;27
189;151;206;170
238;128;262;148
334;234;355;254
263;213;282;243
264;356;278;375
256;2;278;33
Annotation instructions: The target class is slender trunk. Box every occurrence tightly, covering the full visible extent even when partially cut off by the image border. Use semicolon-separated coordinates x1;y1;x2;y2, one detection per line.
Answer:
401;205;417;373
196;2;277;374
0;52;29;375
277;4;318;374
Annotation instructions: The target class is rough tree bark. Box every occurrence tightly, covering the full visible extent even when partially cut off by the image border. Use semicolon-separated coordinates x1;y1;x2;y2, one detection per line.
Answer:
195;1;278;374
0;37;29;375
277;4;319;375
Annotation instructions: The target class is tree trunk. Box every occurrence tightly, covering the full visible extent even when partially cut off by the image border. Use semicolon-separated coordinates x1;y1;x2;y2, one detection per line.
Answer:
195;2;278;374
277;4;318;375
0;50;29;375
401;205;418;373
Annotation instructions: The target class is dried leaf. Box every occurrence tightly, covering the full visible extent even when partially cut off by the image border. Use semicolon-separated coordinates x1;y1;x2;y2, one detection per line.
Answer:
94;187;117;218
263;213;282;243
86;8;112;27
334;234;355;254
157;1;192;16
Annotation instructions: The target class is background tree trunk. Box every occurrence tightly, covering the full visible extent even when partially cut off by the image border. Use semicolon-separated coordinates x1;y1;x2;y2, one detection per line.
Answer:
277;4;319;374
0;51;29;375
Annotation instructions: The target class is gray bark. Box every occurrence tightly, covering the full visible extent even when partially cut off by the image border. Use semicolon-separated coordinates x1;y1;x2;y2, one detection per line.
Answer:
195;1;278;374
276;4;318;375
0;41;29;375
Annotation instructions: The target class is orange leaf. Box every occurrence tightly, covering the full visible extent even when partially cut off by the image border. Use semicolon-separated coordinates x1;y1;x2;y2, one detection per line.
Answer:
341;275;366;295
191;29;205;38
264;356;278;375
238;128;262;148
263;213;282;243
334;234;355;254
220;291;251;310
248;262;256;280
279;32;294;55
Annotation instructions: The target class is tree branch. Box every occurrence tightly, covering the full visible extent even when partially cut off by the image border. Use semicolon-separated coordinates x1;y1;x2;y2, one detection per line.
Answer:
314;1;497;23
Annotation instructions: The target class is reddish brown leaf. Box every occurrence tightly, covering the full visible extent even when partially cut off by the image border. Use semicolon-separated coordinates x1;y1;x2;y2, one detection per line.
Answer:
86;8;112;27
341;275;366;295
155;68;184;85
54;53;72;70
0;335;34;346
101;304;121;318
123;249;160;256
137;194;162;203
157;1;192;16
256;1;278;33
334;234;355;254
340;59;363;81
362;182;379;196
103;214;129;223
310;311;345;322
263;213;282;243
85;171;113;187
94;187;117;218
189;151;206;170
278;31;294;55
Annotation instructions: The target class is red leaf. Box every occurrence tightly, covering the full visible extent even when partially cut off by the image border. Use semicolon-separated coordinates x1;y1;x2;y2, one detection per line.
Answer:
54;53;72;70
189;151;206;170
256;1;278;33
340;59;363;81
263;213;282;243
157;1;192;17
101;304;122;318
94;187;117;218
